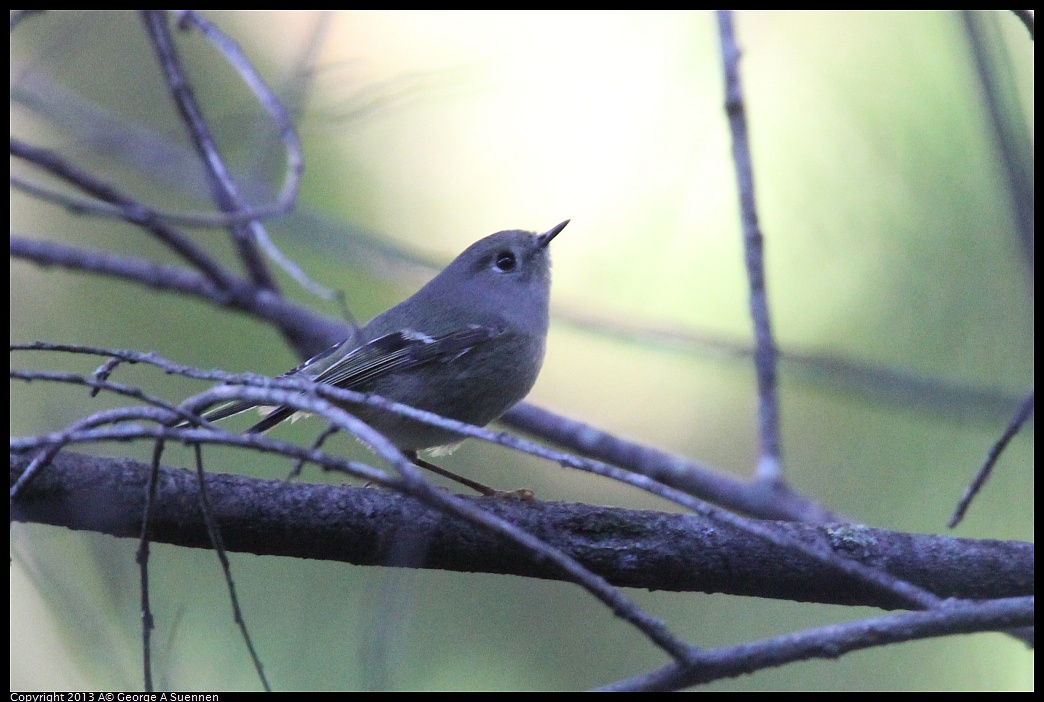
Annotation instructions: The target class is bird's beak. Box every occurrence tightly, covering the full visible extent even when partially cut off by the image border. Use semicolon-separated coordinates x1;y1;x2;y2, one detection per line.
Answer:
538;220;570;248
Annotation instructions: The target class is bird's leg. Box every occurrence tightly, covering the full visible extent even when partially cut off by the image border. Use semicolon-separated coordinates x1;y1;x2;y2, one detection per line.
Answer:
404;451;534;501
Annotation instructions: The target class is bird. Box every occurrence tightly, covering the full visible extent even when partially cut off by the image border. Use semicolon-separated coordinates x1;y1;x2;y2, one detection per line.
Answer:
183;220;568;495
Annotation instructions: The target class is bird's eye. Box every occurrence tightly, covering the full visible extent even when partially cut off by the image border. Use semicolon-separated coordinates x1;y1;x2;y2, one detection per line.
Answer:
493;251;517;272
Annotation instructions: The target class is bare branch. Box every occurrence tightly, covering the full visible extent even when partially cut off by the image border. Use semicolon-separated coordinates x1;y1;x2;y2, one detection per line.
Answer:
950;390;1034;527
717;11;784;482
174;10;305;226
504;402;838;522
10;450;1032;608
10;137;238;290
189;443;271;691
9;238;347;351
140;10;279;292
9;343;969;614
10;357;697;664
601;596;1034;691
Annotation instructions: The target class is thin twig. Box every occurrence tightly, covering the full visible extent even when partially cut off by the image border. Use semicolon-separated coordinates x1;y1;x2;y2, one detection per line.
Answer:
11;345;956;613
8;367;193;501
10;137;238;290
191;444;272;691
174;10;304;225
950;390;1034;527
10;361;699;665
717;10;784;483
504;403;839;523
599;595;1034;691
89;356;122;398
135;438;164;692
184;387;700;663
961;11;1035;278
9;236;347;350
140;10;279;292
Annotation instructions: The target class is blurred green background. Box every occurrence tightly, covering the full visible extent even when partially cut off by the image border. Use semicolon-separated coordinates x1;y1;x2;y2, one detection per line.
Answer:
10;10;1033;691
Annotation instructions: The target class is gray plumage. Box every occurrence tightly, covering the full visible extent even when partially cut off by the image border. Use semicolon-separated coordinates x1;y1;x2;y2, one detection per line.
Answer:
192;221;567;454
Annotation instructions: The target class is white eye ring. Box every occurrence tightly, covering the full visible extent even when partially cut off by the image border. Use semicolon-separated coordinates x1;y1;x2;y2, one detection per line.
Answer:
493;250;517;272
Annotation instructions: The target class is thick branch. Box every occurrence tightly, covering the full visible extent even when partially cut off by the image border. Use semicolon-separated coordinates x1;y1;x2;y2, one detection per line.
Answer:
11;450;1033;609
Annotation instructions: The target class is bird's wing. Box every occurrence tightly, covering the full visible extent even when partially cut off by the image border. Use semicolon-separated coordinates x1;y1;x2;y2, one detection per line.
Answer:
311;326;500;388
244;325;502;434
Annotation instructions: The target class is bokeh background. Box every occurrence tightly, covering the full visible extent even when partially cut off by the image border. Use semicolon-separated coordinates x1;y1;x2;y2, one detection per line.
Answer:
10;10;1033;691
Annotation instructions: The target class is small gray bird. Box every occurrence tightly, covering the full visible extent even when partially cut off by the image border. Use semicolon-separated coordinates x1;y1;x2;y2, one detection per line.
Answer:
188;220;568;494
